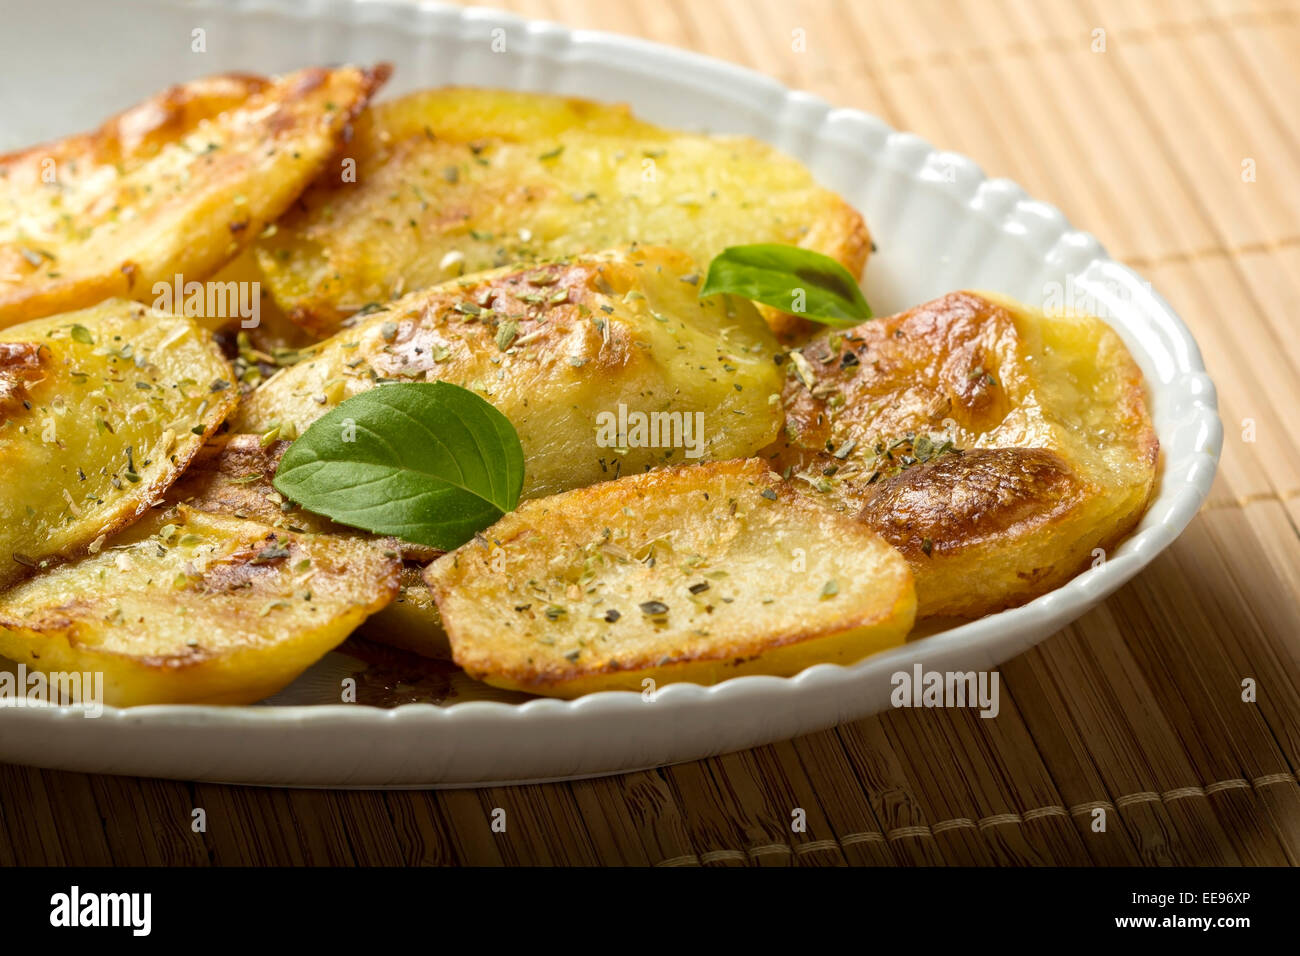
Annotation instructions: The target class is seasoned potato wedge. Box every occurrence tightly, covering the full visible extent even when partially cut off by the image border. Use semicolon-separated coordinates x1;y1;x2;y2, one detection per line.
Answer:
424;459;916;697
0;65;389;327
0;300;236;587
0;507;400;706
769;292;1159;617
253;88;869;339
238;246;785;498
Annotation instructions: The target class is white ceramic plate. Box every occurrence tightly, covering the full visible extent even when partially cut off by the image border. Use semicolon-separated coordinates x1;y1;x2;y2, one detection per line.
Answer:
0;0;1221;786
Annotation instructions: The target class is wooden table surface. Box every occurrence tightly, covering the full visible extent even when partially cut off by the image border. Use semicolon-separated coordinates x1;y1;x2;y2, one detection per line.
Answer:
4;0;1300;866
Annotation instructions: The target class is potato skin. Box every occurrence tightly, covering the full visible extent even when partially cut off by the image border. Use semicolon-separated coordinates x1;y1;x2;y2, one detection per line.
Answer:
239;246;785;499
0;507;400;706
253;87;869;340
0;300;236;588
424;459;915;697
0;65;389;327
769;291;1159;617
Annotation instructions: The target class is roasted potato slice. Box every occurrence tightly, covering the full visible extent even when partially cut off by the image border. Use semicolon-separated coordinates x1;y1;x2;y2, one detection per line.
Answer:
424;459;916;697
0;65;389;327
253;87;869;339
769;291;1159;617
238;246;785;498
0;507;400;706
0;300;236;588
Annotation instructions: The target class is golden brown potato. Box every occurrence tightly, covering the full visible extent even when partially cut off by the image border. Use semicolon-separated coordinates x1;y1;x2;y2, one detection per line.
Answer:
238;246;785;498
769;291;1159;617
0;507;401;706
253;87;869;339
424;459;915;698
0;65;389;327
0;300;236;588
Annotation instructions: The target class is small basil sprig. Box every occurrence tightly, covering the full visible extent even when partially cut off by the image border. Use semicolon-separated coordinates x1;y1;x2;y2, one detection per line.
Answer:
273;382;524;550
699;244;872;326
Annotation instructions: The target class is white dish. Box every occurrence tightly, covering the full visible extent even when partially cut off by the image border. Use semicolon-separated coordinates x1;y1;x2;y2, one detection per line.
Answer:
0;0;1221;787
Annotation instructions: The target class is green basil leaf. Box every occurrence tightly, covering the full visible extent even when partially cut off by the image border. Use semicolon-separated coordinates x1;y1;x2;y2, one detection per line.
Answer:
272;382;525;550
699;244;872;326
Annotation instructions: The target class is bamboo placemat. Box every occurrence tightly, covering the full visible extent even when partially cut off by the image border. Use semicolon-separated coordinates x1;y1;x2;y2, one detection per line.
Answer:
3;0;1299;866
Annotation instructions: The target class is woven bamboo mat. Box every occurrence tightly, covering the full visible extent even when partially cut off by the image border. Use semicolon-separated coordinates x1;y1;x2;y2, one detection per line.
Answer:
3;0;1299;866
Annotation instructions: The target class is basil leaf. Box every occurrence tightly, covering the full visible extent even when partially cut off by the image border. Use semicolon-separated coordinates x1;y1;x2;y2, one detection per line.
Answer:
273;382;525;550
699;244;872;326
